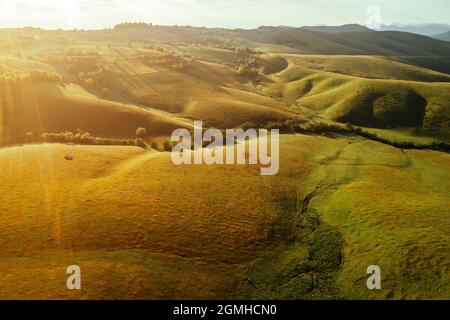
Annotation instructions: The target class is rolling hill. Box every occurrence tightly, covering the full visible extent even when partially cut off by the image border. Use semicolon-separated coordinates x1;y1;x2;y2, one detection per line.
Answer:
5;24;450;56
0;74;191;145
0;24;449;300
2;25;450;143
380;23;450;37
0;51;295;145
436;31;450;42
301;24;372;34
0;135;448;299
261;55;450;138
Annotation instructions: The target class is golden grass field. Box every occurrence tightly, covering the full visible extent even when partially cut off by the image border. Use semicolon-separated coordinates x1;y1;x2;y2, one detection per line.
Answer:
0;25;449;299
0;135;448;299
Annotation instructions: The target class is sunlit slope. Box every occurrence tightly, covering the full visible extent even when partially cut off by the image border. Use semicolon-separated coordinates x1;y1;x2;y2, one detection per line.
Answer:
0;80;190;143
380;56;450;76
82;49;296;126
0;52;297;145
242;28;450;55
0;143;297;299
183;96;291;128
0;57;195;142
4;35;449;140
111;26;450;56
291;55;450;82
263;57;450;137
4;25;450;57
240;136;450;300
312;142;450;299
127;61;294;127
0;57;56;73
0;136;448;299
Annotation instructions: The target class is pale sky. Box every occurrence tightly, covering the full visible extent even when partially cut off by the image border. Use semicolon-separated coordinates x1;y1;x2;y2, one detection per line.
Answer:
0;0;448;30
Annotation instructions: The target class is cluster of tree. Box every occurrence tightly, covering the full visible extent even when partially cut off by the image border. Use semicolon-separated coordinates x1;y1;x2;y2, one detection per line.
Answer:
28;70;66;83
78;67;115;92
422;102;450;139
139;50;195;72
23;128;176;152
40;130;141;147
48;50;99;71
114;23;154;30
47;51;118;93
216;44;233;50
236;53;260;77
262;119;450;152
234;47;257;56
0;70;65;84
236;63;259;77
135;127;174;151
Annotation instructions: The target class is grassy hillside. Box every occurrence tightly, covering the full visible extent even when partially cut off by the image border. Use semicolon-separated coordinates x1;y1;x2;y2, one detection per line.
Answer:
306;137;450;299
4;24;450;57
388;56;450;75
243;28;450;56
0;46;297;145
0;77;191;144
262;56;450;139
0;135;448;299
0;24;449;300
301;24;372;34
2;26;448;143
291;55;450;82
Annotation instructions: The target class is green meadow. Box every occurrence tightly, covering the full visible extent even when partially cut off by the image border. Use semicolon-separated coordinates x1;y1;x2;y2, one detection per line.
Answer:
0;24;449;299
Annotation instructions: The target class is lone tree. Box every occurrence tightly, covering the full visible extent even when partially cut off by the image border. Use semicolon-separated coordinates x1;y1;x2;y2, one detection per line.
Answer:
136;127;148;137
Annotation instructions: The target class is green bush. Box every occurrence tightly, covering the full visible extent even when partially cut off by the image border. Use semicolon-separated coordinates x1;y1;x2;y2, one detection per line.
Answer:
150;141;158;150
39;130;149;149
134;138;146;148
423;103;450;138
163;141;173;152
265;119;304;133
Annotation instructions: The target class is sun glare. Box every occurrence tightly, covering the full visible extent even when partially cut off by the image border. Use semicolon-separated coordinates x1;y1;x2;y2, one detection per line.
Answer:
0;0;81;29
30;0;77;10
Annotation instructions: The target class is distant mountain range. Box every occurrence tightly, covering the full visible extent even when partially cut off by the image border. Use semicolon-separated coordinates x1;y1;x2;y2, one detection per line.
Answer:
300;24;372;33
97;23;450;56
436;31;450;42
301;23;450;42
379;23;450;38
257;23;450;42
4;23;450;58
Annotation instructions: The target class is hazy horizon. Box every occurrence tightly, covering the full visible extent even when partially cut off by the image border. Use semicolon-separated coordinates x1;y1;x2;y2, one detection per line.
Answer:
0;0;449;30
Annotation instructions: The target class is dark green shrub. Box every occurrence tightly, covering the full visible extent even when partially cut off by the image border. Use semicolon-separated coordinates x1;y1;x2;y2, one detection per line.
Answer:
150;141;158;150
163;141;173;152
